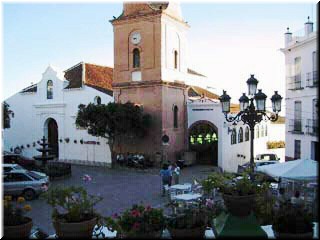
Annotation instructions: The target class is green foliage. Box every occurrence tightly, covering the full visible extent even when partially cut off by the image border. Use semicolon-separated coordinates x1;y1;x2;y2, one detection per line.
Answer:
42;186;102;223
200;172;232;195
272;202;314;234
2;101;12;129
76;102;152;141
105;204;165;235
267;141;285;149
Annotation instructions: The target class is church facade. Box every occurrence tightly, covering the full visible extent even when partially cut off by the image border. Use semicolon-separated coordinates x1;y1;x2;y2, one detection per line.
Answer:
3;2;284;172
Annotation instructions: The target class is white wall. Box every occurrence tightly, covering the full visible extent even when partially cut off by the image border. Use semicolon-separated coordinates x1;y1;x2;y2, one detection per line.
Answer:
187;98;271;172
282;27;318;160
3;66;113;166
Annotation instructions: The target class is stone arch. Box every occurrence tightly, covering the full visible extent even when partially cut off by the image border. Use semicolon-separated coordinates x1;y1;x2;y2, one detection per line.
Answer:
44;117;59;158
188;120;218;165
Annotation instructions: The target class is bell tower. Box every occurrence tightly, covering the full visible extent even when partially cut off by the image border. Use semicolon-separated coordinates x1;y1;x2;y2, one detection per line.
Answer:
111;2;190;163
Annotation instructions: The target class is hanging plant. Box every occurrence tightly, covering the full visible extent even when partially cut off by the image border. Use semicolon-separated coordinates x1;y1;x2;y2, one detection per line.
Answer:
59;139;63;143
27;144;30;148
37;141;40;144
20;145;24;149
33;142;36;147
74;140;77;144
10;147;13;152
80;139;84;144
65;138;70;143
97;142;100;145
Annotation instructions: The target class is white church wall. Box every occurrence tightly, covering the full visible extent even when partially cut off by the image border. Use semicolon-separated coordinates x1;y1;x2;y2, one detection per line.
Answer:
3;66;113;167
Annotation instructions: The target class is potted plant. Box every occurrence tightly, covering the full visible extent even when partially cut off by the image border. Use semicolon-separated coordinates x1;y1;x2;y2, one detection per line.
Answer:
64;137;70;143
272;202;314;238
42;186;103;238
105;204;165;238
3;196;33;238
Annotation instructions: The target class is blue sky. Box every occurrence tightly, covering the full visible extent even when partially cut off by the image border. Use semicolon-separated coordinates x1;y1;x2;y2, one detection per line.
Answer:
2;1;317;113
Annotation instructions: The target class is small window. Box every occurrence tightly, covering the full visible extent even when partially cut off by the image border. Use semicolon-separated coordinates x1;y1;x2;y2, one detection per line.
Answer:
174;50;178;69
231;129;237;145
173;105;178;128
265;125;268;136
47;80;53;99
133;48;140;68
255;125;260;138
238;127;243;143
245;127;250;141
94;96;101;105
261;125;264;137
294;140;301;159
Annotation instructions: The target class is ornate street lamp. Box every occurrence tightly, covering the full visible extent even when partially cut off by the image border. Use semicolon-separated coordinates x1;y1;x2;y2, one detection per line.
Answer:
219;75;282;178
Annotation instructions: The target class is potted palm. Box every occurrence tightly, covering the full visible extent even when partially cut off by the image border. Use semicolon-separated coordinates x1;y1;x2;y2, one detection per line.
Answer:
105;204;165;238
3;196;33;238
272;202;314;238
42;186;102;238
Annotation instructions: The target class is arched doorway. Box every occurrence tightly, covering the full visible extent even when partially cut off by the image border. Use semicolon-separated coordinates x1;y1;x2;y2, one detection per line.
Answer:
44;118;59;158
188;120;218;165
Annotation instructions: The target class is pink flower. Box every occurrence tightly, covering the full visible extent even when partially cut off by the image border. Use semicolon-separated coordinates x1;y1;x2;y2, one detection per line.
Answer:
131;209;141;217
146;205;151;211
133;222;140;230
83;174;92;182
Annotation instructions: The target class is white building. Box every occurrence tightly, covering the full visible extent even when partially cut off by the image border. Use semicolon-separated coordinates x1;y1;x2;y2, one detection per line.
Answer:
281;17;318;161
3;63;114;167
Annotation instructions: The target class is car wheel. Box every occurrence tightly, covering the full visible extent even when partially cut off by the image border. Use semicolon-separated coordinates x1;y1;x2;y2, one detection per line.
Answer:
23;189;36;200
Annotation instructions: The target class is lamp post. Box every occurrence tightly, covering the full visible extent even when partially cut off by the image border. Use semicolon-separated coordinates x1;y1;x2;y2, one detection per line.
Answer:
219;75;282;177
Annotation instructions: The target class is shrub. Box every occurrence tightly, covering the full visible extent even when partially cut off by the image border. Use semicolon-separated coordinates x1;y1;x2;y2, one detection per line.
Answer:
45;162;71;178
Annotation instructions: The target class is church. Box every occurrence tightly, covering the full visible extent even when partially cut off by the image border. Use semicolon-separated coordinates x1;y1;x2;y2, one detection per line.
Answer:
3;2;281;172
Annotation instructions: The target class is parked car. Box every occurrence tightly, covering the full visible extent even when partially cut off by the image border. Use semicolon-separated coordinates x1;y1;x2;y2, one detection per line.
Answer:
3;152;36;170
237;160;278;173
3;170;49;200
255;153;280;161
3;163;47;179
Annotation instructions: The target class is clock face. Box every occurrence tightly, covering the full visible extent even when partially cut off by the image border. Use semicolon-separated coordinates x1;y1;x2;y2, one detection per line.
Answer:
131;32;141;45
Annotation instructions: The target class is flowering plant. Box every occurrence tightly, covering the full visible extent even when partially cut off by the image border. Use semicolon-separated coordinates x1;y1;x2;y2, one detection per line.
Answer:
105;204;165;236
4;196;32;226
42;186;102;223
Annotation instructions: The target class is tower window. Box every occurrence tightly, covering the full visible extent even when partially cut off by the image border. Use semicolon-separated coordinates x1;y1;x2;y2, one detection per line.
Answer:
238;127;243;143
173;105;178;128
47;80;53;99
245;126;249;141
174;50;178;69
133;48;140;68
231;129;237;145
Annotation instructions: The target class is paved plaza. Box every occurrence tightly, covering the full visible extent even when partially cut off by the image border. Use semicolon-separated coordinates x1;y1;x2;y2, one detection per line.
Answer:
26;164;216;235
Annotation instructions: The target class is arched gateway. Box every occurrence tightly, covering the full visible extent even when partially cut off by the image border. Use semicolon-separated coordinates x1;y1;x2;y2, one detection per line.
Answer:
188;120;218;165
44;118;59;158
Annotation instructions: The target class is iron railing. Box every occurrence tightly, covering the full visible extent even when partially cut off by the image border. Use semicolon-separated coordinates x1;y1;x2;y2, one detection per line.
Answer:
306;119;318;136
306;71;318;88
288;74;304;90
288;119;304;133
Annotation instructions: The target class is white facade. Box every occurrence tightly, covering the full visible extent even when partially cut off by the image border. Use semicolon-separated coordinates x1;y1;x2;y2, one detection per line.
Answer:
3;65;113;166
187;97;277;172
281;18;318;161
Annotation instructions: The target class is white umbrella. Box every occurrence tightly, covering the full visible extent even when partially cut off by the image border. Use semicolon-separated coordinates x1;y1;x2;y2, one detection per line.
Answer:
256;159;318;181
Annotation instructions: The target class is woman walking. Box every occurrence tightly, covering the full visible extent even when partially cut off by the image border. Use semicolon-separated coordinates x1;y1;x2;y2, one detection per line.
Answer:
160;163;172;196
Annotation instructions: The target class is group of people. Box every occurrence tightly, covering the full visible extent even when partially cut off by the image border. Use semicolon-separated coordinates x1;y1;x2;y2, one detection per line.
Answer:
159;162;181;196
277;188;305;208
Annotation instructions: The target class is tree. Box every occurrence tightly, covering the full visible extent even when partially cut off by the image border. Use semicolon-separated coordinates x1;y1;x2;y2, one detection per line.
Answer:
76;102;152;166
2;101;13;129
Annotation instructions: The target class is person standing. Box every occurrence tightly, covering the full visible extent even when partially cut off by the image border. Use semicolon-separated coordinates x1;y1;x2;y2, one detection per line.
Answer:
160;163;172;196
172;163;181;185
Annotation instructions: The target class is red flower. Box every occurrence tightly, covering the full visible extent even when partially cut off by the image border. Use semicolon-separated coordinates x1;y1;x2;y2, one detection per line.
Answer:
133;222;140;230
131;209;141;217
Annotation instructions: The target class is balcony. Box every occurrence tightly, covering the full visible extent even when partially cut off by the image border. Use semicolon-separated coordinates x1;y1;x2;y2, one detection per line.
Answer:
288;119;304;134
306;119;318;136
306;71;318;88
287;74;304;90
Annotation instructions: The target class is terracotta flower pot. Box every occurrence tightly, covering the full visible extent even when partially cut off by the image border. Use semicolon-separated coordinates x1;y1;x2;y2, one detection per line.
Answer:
53;217;97;238
168;226;206;238
122;230;162;238
4;217;33;239
222;194;255;217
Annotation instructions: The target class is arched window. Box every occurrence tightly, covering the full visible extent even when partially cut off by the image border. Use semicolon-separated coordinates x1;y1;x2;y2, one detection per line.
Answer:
245;127;249;141
47;80;53;99
265;125;268;136
238;127;243;143
174;50;178;69
94;96;101;105
261;125;264;137
173;105;178;128
255;125;259;138
133;48;140;68
231;128;237;145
